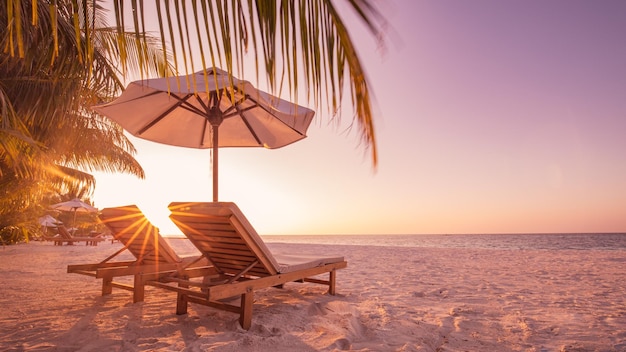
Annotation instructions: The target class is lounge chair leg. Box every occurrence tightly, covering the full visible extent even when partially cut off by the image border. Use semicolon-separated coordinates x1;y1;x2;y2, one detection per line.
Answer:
133;274;145;303
102;277;113;295
176;292;188;315
328;270;337;295
239;291;253;330
176;279;190;315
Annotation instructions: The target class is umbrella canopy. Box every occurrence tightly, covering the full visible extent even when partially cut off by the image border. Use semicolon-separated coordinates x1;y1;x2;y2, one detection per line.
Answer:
38;215;62;227
92;67;315;201
51;198;98;213
50;198;98;228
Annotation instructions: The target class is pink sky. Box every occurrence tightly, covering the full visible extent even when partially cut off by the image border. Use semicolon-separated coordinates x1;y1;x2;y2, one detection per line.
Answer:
93;0;626;235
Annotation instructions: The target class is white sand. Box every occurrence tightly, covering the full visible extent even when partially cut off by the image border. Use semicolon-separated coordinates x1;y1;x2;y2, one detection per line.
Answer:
1;241;625;351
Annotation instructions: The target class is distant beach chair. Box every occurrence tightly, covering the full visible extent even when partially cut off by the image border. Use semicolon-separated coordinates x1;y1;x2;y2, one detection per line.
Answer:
45;225;104;246
67;205;211;302
144;202;347;330
58;225;74;237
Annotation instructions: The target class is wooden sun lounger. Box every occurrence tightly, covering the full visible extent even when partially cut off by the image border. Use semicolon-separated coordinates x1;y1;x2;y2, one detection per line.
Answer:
143;201;347;330
67;205;212;302
45;225;104;246
47;236;104;246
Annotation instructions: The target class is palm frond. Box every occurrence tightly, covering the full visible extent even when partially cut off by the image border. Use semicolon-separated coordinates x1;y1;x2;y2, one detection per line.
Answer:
1;0;386;238
111;0;385;166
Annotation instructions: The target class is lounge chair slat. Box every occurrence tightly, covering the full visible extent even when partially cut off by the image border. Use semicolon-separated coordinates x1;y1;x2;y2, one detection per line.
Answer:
173;223;240;238
207;258;264;270
203;258;262;270
194;248;253;259
203;250;256;259
207;252;248;261
194;247;257;258
187;223;238;233
196;243;250;253
206;252;257;263
197;225;238;234
190;238;248;248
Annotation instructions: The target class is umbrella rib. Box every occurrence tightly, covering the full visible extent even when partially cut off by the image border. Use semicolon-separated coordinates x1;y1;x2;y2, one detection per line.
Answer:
104;90;164;106
220;93;244;116
219;85;248;118
240;114;263;146
193;94;211;112
246;95;308;136
138;93;194;135
178;103;210;116
222;104;256;119
231;100;263;146
137;93;213;135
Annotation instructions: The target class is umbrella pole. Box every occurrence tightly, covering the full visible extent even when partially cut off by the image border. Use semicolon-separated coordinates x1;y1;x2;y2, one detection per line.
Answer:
208;102;224;203
212;124;219;202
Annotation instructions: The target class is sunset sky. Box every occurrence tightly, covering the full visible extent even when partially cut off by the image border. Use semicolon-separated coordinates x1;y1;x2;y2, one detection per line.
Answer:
93;0;626;235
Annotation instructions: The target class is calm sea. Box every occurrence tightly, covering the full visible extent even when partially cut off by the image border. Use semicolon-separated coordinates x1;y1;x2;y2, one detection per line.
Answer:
166;233;626;252
260;233;626;251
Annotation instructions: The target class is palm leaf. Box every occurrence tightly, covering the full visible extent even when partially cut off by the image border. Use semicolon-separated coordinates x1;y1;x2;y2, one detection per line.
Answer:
8;0;385;165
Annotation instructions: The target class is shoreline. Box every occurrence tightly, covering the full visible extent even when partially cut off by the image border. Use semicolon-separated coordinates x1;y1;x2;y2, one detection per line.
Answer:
1;241;625;351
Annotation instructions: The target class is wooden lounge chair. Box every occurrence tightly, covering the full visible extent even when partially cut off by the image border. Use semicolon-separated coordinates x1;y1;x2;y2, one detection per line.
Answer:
67;205;212;302
46;225;103;246
43;226;70;245
144;201;347;330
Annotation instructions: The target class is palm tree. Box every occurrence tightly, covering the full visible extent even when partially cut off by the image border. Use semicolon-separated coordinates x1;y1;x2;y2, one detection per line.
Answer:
0;1;170;241
7;0;387;166
2;0;386;242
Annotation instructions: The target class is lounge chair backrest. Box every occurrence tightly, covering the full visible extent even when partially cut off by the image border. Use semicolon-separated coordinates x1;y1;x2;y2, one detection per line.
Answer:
168;202;280;277
57;225;74;239
99;205;181;264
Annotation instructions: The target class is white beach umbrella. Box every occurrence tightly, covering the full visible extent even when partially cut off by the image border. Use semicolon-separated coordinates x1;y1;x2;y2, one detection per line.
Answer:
50;198;98;228
38;215;62;227
92;67;315;201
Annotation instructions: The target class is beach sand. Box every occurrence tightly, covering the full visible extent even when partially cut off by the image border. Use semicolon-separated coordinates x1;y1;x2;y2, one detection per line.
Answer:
1;241;624;351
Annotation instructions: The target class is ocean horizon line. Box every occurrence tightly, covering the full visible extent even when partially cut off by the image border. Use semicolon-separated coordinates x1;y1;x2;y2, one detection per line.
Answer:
162;231;626;238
